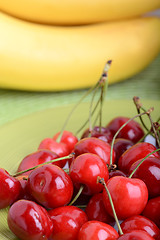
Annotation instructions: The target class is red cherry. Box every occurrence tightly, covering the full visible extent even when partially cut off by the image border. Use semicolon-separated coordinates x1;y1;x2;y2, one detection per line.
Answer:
85;193;114;224
129;156;160;198
48;205;88;240
77;220;119;240
118;142;159;174
27;164;73;209
109;170;127;179
16;175;34;201
120;215;160;239
142;196;160;228
74;137;115;166
102;176;148;220
117;230;155;240
113;138;134;164
69;153;109;195
17;149;61;176
106;116;144;143
0;168;21;209
81;126;113;143
7;199;53;240
53;130;78;153
38;138;70;167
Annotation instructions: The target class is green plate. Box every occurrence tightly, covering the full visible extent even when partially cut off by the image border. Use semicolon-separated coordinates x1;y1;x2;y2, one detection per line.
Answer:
0;100;159;239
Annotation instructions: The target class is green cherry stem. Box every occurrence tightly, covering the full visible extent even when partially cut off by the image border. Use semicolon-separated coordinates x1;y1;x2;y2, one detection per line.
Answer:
128;148;160;178
68;185;84;206
109;111;149;166
12;153;74;177
97;177;123;235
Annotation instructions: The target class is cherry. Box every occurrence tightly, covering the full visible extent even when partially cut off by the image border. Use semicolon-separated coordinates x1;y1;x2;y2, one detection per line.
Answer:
102;176;148;220
69;153;109;195
27;164;73;209
109;170;127;179
120;215;160;239
113;138;134;164
53;130;78;153
129;156;160;198
16;175;34;201
118;142;159;174
38;138;69;167
106;116;144;143
85;193;114;224
0;168;21;209
74;137;115;166
17;149;61;176
142;196;160;228
77;220;119;240
48;205;88;240
117;230;155;240
7;199;53;240
81;126;113;144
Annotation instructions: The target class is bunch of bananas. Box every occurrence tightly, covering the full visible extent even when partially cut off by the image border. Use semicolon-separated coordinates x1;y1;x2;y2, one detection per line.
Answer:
0;1;160;91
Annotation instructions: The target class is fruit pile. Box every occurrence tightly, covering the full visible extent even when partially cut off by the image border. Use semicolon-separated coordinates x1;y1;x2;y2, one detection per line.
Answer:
0;1;160;91
0;66;160;239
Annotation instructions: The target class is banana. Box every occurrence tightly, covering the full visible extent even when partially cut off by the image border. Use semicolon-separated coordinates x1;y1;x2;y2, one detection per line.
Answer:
0;0;160;25
0;12;160;91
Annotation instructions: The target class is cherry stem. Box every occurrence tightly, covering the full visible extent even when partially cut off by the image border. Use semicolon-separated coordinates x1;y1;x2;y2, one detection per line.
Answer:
68;185;84;206
12;153;74;177
109;111;149;166
147;111;160;148
97;177;123;235
128;147;160;178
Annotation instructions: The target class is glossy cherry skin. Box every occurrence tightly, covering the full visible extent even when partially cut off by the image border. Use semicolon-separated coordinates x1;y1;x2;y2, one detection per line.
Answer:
48;205;88;240
69;153;109;195
16;175;34;201
118;142;159;174
85;193;114;224
17;149;60;176
77;220;119;240
0;168;21;209
74;137;115;166
102;176;148;220
81;126;113;144
113;138;134;164
27;164;73;209
109;170;127;179
129;156;160;198
120;215;160;239
106;116;144;143
38;138;69;167
117;230;155;240
7;199;53;240
142;196;160;228
53;130;78;153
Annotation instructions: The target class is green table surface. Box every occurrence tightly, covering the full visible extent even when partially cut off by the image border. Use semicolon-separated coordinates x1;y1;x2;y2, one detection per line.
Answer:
0;54;160;127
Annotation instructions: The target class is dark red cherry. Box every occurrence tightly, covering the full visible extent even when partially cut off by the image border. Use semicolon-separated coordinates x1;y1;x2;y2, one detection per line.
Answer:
77;220;119;240
48;205;88;240
106;116;144;143
129;156;160;198
109;170;127;179
69;153;109;195
17;149;60;176
0;168;21;209
81;126;113;143
27;164;73;209
117;230;155;240
85;193;114;224
53;130;78;153
38;138;69;167
118;142;159;174
142;196;160;228
120;215;160;239
113;138;134;164
74;137;116;165
102;176;148;220
7;199;53;240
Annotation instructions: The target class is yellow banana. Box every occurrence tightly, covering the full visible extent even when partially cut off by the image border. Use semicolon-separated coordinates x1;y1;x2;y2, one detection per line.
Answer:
0;0;160;25
0;12;160;91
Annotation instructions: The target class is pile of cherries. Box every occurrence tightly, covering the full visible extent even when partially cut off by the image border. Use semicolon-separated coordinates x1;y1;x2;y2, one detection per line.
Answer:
0;113;160;240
